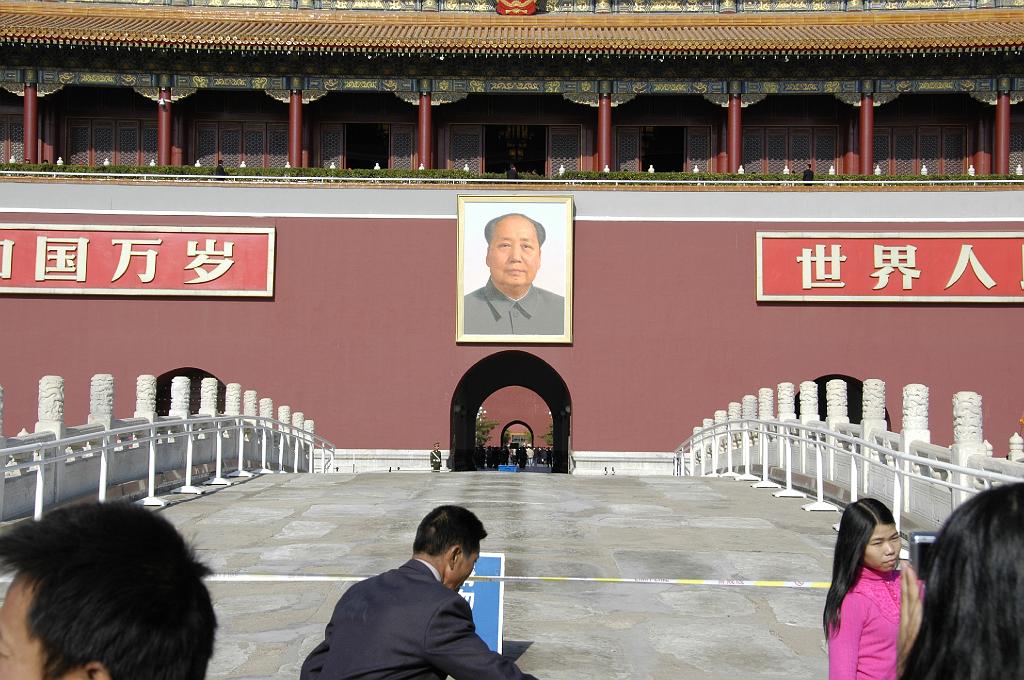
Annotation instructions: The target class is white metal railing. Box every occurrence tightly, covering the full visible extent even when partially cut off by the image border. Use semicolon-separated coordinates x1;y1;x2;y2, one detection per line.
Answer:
676;417;1023;532
0;413;337;521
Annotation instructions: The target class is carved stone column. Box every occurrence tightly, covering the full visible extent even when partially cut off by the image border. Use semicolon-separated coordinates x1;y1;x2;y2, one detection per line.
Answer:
951;391;985;466
225;383;242;417
861;378;887;443
825;379;849;429
1008;433;1023;463
278;405;292;426
901;383;930;447
799;381;818;424
777;383;796;422
35;375;64;437
259;398;274;421
135;375;157;421
243;390;258;420
742;394;757;422
169;376;191;419
199;378;219;416
88;374;115;428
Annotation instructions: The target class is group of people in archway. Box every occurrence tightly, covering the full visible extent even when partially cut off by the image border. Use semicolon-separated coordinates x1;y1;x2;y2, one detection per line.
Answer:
472;444;553;470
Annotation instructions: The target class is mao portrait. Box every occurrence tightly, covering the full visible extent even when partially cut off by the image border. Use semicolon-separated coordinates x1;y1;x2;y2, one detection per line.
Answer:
457;195;573;344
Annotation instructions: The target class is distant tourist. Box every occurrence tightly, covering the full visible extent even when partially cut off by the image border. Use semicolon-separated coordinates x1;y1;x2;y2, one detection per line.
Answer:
898;483;1024;680
301;505;538;679
824;498;901;680
803;163;814;184
0;502;216;680
506;163;518;180
215;160;227;177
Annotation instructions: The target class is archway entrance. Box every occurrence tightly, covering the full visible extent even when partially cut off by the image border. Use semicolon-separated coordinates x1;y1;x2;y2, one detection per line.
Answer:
451;351;571;472
500;420;534;448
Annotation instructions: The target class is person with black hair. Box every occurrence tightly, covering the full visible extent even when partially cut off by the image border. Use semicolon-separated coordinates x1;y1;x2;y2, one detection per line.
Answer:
301;505;538;680
824;498;901;680
898;483;1024;680
0;502;216;680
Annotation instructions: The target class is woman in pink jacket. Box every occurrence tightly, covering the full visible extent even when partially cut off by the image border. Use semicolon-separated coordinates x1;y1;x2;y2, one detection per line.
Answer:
824;498;902;680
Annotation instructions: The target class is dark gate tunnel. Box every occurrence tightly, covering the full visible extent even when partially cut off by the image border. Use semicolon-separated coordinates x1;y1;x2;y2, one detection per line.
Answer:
451;351;571;472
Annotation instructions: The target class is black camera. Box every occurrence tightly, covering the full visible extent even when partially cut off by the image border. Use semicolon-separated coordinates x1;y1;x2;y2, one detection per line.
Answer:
909;531;938;580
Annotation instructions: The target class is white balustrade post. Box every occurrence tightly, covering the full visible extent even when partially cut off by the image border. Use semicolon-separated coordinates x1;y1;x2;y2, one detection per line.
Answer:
802;380;839;512
198;377;218;417
1009;433;1024;463
88;374;115;429
257;398;275;473
292;411;305;472
134;374;157;421
900;384;930;520
952;391;985;507
701;418;715;476
689;426;701;476
753;388;780;488
232;389;258;477
226;383;252;479
799;380;819;474
774;382;805;499
860;378;887;493
739;395;758;481
207;381;231;486
139;420;166;507
172;377;203;495
825;379;850;481
35;375;65;438
722;402;741;478
710;410;727;477
304;419;315;472
278;405;291;472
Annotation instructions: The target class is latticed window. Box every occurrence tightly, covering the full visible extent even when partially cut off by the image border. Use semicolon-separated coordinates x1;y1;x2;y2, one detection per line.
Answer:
943;129;964;175
873;131;891;175
814;129;837;174
686;128;710;171
615;127;640;172
117;125;139;165
549;126;581;173
0;116;24;163
196;125;218;167
1008;125;1023;174
390;125;414;170
789;130;811;172
765;130;787;173
919;130;940;175
244;128;265;167
141;126;158;166
451;125;482;173
742;129;764;173
69;125;91;165
894;131;916;175
320;126;344;168
93;125;114;165
267;125;288;168
220;127;242;167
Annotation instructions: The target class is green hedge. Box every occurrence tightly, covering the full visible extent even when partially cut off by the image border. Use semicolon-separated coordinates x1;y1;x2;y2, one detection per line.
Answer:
0;163;1016;183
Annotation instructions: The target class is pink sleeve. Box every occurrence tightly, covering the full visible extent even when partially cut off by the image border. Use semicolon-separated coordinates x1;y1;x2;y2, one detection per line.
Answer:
828;594;867;680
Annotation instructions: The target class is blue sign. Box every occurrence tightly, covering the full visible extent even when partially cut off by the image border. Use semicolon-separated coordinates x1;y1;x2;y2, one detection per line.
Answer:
458;552;505;653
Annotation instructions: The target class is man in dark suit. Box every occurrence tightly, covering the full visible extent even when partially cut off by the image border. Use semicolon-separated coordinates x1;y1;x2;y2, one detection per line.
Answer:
301;505;538;680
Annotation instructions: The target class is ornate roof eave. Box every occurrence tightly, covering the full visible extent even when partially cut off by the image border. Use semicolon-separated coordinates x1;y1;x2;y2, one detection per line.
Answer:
1;4;1024;57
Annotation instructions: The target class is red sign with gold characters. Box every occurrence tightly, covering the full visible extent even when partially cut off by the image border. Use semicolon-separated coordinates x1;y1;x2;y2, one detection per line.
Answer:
757;231;1024;303
0;224;275;297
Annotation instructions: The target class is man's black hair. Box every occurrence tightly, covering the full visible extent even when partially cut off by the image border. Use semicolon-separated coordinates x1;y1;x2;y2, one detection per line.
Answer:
483;213;546;247
0;502;216;680
413;505;487;557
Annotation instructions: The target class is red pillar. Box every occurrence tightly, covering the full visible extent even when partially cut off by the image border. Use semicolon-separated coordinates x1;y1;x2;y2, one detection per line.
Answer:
727;94;741;173
418;92;432;169
41;102;55;163
844;111;858;175
597;93;612;171
289;90;303;168
171;115;183;166
994;90;1010;175
715;109;728;173
158;87;172;166
23;83;38;163
858;94;874;175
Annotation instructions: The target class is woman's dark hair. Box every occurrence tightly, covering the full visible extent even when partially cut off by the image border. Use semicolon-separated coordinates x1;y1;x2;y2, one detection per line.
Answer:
901;483;1024;680
823;498;896;637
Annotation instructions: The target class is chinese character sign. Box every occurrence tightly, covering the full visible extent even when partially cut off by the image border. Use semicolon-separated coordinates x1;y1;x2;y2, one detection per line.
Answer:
0;225;275;296
757;232;1024;302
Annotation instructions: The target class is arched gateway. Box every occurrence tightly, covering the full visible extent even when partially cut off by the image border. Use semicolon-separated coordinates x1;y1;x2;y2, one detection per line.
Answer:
451;351;571;473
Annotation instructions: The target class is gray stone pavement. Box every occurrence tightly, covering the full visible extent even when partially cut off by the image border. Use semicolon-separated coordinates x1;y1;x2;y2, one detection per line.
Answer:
159;472;839;680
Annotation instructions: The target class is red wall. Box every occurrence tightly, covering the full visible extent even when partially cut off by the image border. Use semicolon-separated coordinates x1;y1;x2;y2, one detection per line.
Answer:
2;209;1022;453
